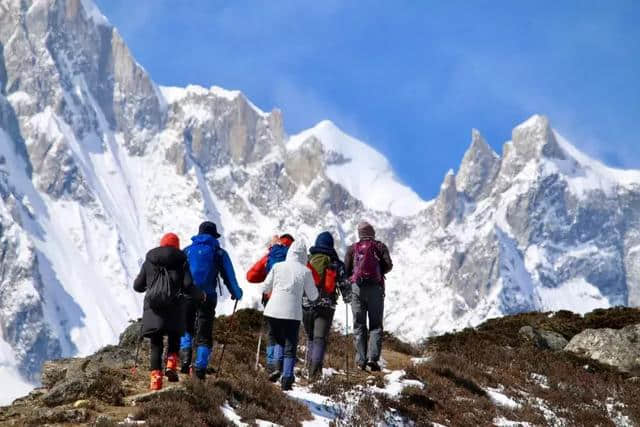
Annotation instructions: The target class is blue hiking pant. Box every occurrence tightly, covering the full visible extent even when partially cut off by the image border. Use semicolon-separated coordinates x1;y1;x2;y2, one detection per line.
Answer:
265;316;300;379
181;295;217;370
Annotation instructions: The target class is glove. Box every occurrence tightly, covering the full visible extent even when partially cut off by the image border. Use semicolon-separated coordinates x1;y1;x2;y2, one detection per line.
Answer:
338;282;352;304
232;287;243;301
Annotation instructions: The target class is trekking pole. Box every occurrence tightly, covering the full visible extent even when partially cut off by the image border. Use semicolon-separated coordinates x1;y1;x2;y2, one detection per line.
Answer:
255;321;264;371
345;302;350;383
130;321;144;376
216;300;239;377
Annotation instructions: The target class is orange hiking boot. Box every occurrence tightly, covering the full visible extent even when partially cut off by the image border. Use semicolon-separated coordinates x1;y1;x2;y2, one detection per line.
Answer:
150;370;163;391
165;353;179;382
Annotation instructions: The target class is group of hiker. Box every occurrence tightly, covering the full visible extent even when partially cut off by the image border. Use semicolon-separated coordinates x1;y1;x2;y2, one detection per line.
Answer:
133;220;392;391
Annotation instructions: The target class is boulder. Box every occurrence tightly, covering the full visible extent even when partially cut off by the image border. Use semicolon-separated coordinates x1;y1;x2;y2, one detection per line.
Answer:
518;326;568;351
42;367;125;407
565;324;640;374
30;408;88;424
538;330;569;351
119;320;144;348
41;358;77;388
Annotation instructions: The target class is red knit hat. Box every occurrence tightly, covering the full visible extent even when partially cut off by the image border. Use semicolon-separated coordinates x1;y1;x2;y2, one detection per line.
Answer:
160;233;180;249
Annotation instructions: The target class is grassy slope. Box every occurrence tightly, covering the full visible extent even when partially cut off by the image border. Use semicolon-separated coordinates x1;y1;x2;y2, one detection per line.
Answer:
2;307;640;426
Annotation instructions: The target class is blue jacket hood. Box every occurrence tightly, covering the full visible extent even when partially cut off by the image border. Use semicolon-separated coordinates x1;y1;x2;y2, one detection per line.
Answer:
191;234;220;248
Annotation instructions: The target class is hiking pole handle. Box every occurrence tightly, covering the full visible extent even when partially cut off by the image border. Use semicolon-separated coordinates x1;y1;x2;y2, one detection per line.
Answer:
345;303;349;383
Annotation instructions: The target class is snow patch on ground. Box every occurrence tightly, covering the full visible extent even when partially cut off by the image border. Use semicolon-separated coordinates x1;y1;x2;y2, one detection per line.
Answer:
283;369;425;425
493;418;534;427
606;399;632;427
486;387;521;409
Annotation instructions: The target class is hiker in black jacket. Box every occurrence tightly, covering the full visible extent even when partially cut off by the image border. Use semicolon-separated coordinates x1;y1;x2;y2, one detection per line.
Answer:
133;232;205;391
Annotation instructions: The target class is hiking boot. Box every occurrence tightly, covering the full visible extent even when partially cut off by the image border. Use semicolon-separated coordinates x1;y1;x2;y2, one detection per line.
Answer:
358;363;367;371
165;353;179;382
268;370;282;383
150;370;163;391
194;368;206;380
367;361;381;372
281;376;295;391
180;349;192;374
308;363;322;381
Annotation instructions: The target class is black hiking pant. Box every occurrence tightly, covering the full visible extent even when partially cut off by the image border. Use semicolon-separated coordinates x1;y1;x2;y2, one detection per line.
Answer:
302;306;335;368
149;332;180;371
351;283;384;365
183;295;217;349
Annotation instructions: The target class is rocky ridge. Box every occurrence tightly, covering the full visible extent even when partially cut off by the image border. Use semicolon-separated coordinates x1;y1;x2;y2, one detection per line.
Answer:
2;307;640;426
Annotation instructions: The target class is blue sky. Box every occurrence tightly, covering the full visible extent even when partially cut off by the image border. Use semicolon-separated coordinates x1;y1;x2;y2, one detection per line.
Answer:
95;0;640;200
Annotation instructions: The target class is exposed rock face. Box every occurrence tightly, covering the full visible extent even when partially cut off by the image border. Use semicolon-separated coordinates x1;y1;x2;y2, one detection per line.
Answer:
565;324;640;374
2;0;640;404
456;129;500;200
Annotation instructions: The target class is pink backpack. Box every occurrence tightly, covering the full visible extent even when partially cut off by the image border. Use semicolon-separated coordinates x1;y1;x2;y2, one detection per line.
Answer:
351;240;383;285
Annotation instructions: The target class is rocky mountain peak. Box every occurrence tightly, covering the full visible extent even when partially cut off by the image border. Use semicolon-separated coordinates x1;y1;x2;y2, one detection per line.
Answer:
512;114;565;161
456;128;500;200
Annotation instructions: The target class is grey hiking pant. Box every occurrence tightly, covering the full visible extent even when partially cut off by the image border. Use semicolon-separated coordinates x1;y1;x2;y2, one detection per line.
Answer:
351;283;384;365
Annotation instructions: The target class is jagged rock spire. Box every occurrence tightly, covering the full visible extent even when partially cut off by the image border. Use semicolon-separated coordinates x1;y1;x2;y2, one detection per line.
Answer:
436;169;459;227
512;115;565;161
456;129;500;200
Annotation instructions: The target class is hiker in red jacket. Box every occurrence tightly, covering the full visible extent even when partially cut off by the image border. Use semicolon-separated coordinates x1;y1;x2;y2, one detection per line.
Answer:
344;222;393;372
246;233;295;374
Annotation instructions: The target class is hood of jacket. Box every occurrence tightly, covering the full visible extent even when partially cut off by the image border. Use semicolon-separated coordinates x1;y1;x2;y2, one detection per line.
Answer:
191;233;220;249
146;246;186;269
286;240;308;264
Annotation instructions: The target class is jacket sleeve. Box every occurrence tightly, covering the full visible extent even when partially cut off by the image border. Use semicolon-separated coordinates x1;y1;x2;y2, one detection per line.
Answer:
303;270;319;303
344;244;355;278
133;264;147;293
378;242;393;275
246;255;268;283
263;266;275;296
219;249;243;300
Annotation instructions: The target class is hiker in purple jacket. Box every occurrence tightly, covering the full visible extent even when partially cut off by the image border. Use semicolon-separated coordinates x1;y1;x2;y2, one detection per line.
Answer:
344;221;393;371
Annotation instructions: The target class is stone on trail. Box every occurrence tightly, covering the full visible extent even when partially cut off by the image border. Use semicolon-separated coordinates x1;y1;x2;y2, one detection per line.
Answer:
124;386;190;406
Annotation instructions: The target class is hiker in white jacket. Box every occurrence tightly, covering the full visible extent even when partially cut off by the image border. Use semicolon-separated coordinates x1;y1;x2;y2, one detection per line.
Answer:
263;240;319;389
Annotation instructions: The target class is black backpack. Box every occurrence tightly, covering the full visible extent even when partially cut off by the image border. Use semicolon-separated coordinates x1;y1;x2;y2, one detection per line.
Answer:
146;266;177;310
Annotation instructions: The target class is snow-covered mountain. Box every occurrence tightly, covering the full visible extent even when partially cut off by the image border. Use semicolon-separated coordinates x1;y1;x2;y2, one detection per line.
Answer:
1;0;639;405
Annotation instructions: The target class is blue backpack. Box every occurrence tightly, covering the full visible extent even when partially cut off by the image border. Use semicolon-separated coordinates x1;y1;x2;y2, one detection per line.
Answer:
266;244;289;273
186;236;220;295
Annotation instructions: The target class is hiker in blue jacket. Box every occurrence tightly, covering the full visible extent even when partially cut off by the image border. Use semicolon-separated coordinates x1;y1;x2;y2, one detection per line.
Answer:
180;221;243;379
